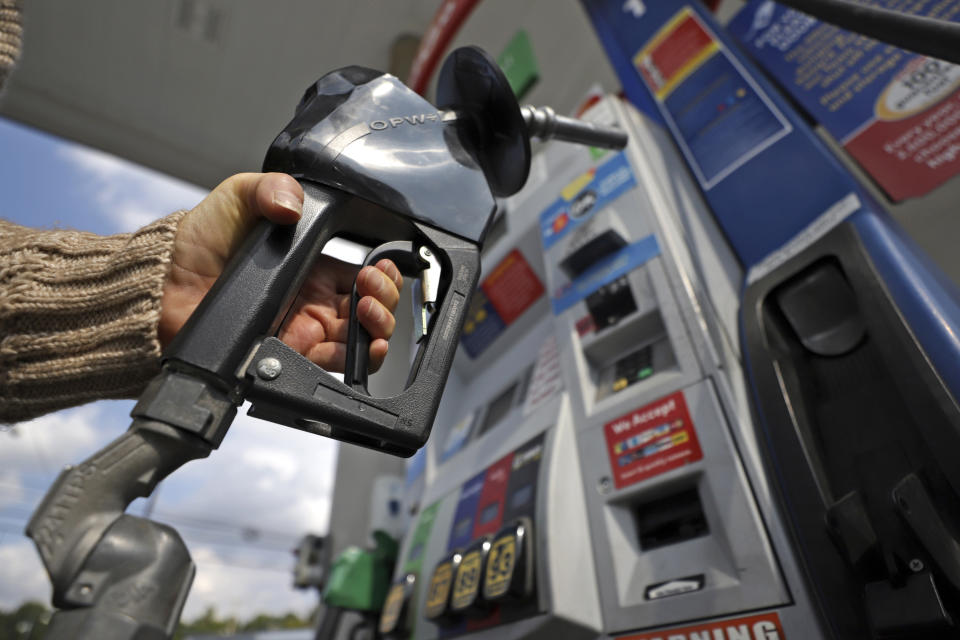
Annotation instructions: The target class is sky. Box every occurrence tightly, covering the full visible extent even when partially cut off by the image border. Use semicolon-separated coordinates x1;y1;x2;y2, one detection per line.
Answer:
0;116;341;621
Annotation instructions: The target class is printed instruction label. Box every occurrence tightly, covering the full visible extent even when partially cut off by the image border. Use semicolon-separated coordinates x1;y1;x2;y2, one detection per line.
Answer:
634;7;791;189
730;0;960;200
604;390;703;488
522;335;564;417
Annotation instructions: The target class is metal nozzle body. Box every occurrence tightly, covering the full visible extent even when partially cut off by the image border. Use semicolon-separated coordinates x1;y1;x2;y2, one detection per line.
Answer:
521;105;628;150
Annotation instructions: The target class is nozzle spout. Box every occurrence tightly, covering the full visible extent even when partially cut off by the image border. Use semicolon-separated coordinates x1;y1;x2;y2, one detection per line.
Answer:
521;105;628;150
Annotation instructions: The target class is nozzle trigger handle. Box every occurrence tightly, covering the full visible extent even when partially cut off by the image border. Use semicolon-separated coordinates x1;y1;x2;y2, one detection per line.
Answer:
343;241;423;393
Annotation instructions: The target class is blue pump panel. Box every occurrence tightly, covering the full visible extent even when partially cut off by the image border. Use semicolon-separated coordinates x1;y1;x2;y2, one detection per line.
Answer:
580;0;861;268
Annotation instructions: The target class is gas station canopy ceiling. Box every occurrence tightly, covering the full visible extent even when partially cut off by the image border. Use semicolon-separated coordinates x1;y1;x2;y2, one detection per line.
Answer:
1;0;619;189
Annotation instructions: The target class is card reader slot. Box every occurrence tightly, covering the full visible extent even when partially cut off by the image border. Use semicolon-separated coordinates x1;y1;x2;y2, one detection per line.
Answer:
633;487;709;551
559;228;629;279
585;274;638;331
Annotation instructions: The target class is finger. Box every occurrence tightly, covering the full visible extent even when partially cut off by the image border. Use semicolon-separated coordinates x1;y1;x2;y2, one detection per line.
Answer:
375;259;403;290
357;265;400;312
357;296;395;340
306;341;346;373
368;338;389;373
207;172;303;231
302;329;388;374
250;172;304;224
314;255;362;295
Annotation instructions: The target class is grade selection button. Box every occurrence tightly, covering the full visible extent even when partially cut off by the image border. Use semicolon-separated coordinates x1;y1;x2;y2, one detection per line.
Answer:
483;518;534;602
450;538;491;613
378;573;416;636
425;551;461;621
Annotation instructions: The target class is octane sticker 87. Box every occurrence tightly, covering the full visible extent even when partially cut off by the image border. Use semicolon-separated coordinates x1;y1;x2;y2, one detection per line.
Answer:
378;583;406;634
425;561;454;619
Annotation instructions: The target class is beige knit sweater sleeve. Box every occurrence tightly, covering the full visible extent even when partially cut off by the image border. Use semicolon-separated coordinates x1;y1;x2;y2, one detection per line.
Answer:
0;212;186;423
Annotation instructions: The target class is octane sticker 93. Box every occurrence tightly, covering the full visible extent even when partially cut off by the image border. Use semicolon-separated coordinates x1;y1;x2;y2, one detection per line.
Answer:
483;534;516;599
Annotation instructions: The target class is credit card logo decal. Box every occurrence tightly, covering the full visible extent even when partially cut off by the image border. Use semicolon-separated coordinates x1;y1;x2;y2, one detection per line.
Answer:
604;390;703;489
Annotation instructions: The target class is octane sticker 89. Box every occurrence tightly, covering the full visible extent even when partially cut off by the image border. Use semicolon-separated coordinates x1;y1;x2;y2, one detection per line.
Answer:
483;535;516;599
451;549;483;610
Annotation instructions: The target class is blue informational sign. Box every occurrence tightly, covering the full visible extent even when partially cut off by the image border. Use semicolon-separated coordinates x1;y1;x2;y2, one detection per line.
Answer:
540;151;637;250
459;290;506;359
447;473;485;551
440;411;476;462
538;150;660;314
549;236;660;315
580;0;863;267
728;0;960;200
661;49;789;187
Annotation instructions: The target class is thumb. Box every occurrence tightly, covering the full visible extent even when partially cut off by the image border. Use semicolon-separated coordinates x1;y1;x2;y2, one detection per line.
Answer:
186;172;305;261
219;171;304;227
177;172;305;273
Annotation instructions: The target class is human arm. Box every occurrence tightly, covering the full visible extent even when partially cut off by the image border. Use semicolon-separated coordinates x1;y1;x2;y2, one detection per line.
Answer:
0;172;401;423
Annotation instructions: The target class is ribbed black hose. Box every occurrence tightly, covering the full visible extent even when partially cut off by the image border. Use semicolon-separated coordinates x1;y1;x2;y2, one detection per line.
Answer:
774;0;960;65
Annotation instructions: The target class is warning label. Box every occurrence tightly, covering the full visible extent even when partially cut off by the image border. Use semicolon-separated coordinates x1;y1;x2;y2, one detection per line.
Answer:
604;390;703;489
460;249;544;359
480;249;544;325
619;611;785;640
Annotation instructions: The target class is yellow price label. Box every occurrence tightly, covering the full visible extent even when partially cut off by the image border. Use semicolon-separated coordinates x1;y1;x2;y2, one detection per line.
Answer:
378;583;405;634
451;550;483;610
425;561;454;619
483;535;517;599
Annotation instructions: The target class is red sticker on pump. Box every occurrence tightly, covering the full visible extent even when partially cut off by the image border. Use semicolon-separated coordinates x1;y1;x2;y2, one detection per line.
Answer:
480;249;544;325
619;611;785;640
604;390;703;489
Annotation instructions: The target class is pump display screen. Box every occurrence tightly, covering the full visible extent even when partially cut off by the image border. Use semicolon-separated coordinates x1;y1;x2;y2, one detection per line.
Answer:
407;542;424;562
510;484;533;510
480;502;501;525
477;382;518;437
453;518;472;541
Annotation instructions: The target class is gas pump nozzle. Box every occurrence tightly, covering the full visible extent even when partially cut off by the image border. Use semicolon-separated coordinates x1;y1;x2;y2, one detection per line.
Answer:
165;44;627;456
26;46;625;640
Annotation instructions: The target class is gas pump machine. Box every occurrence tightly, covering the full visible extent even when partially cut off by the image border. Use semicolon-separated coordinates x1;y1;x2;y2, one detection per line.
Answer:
377;2;960;640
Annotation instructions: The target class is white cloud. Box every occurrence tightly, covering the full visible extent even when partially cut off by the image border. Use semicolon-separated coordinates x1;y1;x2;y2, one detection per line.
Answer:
0;539;50;609
0;403;112;475
0;401;339;622
57;144;206;232
136;407;338;620
0;470;24;511
185;545;318;620
158;407;338;537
